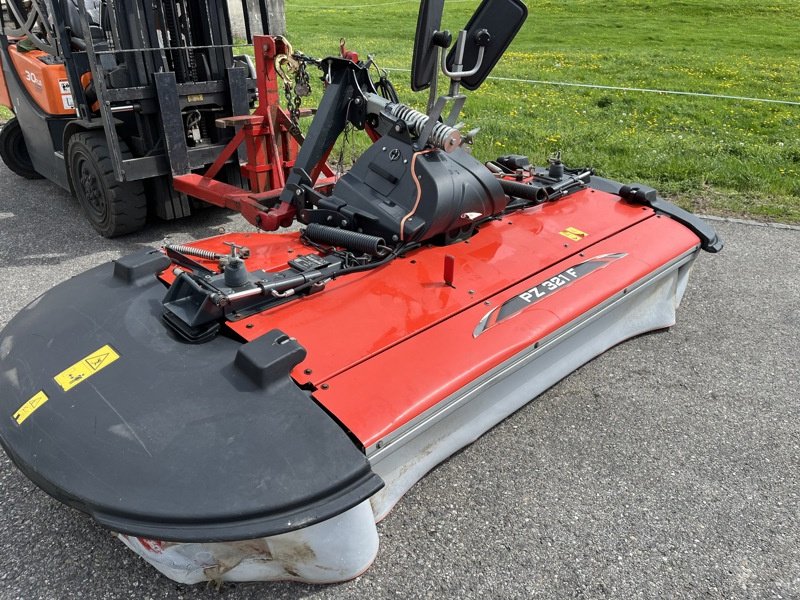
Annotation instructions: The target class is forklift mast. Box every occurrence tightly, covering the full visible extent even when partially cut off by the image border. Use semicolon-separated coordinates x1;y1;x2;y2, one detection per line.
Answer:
0;0;276;231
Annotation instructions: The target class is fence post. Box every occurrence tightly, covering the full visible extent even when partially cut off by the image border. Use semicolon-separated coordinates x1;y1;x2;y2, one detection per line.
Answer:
265;0;286;36
237;1;285;38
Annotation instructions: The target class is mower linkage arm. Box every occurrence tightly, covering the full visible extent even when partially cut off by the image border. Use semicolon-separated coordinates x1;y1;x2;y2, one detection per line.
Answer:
278;55;464;221
278;57;374;208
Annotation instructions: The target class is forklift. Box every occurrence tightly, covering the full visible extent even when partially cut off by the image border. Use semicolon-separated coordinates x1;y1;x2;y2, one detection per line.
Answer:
0;0;289;236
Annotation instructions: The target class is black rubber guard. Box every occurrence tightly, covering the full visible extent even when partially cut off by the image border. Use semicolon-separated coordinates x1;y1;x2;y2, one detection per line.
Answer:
0;249;383;542
589;177;724;253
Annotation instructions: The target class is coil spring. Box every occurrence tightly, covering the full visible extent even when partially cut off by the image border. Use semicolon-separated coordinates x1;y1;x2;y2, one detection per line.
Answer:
165;244;223;261
389;104;462;152
304;224;388;256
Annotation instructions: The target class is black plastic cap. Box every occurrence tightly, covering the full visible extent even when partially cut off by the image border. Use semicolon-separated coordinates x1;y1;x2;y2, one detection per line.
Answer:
113;248;170;283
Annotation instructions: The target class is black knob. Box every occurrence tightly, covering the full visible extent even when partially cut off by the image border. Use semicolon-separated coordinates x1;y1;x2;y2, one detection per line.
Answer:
432;29;452;48
474;28;491;47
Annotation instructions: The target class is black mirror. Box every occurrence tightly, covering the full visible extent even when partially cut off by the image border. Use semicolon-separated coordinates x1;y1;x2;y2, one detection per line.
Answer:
410;0;445;92
445;0;527;90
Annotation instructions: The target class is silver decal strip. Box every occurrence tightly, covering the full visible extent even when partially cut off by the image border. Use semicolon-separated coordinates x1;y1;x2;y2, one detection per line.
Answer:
473;253;627;337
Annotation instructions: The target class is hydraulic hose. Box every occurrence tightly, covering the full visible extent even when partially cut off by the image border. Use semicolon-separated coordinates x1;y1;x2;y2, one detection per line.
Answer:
498;178;548;203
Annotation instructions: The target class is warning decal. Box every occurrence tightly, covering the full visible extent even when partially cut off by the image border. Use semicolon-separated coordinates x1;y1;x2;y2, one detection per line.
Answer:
13;391;49;425
559;227;588;242
54;344;120;392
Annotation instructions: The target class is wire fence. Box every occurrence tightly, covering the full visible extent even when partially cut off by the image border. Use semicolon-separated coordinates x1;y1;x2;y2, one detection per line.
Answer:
289;0;476;8
283;0;798;108
383;67;800;107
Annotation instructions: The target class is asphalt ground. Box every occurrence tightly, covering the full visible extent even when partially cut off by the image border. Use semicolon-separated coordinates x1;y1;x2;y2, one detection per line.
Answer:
0;174;797;600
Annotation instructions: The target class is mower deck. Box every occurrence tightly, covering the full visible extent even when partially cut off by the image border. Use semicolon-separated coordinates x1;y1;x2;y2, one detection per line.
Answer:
0;187;702;582
0;0;721;585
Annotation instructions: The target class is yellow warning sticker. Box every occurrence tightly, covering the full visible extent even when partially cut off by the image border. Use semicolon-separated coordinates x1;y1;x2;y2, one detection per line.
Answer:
54;344;120;392
13;391;49;425
559;226;588;242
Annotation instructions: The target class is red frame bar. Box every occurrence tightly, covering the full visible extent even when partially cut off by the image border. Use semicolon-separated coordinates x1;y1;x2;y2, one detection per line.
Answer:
173;35;336;231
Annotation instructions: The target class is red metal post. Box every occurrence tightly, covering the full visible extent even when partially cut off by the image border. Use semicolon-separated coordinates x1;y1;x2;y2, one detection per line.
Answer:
171;35;338;231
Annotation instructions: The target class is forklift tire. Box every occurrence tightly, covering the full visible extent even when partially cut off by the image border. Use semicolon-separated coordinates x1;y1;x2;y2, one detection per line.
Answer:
67;131;146;237
0;118;43;180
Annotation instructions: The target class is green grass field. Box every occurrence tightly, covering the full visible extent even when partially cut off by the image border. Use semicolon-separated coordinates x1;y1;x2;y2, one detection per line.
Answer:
2;1;796;222
283;0;800;222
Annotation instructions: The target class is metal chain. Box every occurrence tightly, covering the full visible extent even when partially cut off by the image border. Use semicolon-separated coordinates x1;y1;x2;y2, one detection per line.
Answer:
282;76;301;136
280;59;313;137
336;123;355;177
275;42;321;137
295;62;312;97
